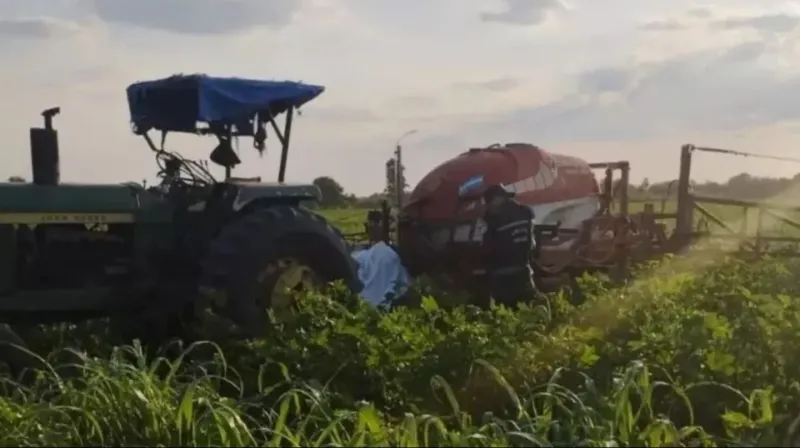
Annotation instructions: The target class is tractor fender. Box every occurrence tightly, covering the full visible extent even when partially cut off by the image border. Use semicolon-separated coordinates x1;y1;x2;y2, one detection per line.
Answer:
185;184;320;213
261;206;360;289
230;184;321;212
204;205;361;293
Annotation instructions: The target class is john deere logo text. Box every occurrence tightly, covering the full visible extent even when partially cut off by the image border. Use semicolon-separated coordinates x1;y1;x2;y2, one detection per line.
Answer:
0;213;134;224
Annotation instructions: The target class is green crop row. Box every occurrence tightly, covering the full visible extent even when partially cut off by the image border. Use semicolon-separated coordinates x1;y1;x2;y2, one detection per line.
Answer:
2;254;800;446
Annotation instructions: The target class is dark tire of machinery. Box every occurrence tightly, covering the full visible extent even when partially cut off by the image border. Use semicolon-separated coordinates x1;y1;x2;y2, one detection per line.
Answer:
198;205;361;339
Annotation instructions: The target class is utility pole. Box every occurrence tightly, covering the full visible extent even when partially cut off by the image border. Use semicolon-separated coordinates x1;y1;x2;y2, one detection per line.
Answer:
394;143;403;209
394;129;417;209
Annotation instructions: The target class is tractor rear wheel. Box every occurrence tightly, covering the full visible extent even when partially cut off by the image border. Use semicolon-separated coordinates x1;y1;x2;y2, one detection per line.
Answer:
198;206;361;338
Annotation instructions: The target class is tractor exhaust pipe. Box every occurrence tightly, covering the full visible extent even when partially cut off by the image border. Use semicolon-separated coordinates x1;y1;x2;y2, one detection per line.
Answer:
29;107;61;186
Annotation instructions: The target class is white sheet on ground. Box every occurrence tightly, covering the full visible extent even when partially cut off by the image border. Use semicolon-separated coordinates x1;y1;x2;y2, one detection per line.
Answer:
351;242;410;307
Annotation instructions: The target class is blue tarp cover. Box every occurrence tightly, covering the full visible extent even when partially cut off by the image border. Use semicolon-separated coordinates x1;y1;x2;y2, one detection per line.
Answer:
126;74;325;134
351;242;410;307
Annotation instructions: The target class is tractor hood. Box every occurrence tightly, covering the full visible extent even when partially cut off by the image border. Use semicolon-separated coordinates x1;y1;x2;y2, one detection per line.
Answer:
0;182;171;225
0;183;145;214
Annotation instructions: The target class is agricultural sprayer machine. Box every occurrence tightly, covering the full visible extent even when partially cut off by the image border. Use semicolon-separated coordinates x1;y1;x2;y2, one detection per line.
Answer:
355;142;800;296
0;74;364;374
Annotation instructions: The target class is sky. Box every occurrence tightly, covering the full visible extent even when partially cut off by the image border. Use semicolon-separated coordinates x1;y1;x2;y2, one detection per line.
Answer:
1;0;800;195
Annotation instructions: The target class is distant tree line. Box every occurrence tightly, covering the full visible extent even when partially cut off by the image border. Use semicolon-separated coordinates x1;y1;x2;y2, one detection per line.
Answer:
312;156;410;209
311;175;410;209
629;172;800;201
315;170;800;210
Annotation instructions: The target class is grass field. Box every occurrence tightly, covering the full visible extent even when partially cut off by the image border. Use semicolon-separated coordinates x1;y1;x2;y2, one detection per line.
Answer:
2;203;800;445
318;207;369;235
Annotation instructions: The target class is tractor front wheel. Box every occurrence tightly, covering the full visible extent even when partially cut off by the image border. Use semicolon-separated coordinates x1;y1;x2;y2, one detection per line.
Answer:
198;206;361;338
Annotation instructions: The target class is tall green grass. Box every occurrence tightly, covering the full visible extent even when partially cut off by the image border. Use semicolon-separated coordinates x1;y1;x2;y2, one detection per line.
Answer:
0;343;770;447
2;255;800;446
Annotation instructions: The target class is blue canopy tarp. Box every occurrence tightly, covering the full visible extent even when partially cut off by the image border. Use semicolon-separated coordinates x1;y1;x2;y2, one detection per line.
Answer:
126;74;325;135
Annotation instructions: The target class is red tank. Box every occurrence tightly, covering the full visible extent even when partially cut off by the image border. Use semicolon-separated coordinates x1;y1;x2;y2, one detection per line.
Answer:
402;143;599;222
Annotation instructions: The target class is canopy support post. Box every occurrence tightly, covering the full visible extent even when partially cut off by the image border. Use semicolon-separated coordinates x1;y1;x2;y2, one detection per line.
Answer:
276;108;294;183
223;127;234;180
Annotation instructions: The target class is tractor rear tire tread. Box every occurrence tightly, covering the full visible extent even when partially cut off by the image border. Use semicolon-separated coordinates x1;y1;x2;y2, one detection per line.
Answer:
197;205;359;337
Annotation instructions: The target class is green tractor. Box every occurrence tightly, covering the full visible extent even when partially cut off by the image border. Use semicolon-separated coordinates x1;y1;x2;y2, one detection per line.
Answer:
0;74;362;369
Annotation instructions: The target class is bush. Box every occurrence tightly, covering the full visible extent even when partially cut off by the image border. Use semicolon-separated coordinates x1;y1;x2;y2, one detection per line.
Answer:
1;255;800;446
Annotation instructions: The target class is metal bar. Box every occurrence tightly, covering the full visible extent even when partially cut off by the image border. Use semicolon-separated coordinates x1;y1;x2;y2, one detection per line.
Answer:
381;200;392;242
588;161;629;169
763;208;800;231
268;116;286;147
142;132;160;152
610;161;631;282
756;207;763;254
277;108;294;183
693;202;743;237
694;203;758;250
702;234;800;243
618;161;630;216
628;198;671;203
602;168;613;212
662;180;677;214
395;144;403;209
691;194;800;213
740;206;748;235
693;145;800;164
674;144;694;244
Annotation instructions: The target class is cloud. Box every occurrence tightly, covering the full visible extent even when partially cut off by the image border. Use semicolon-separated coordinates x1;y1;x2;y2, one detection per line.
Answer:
420;38;798;146
2;0;799;194
639;8;800;37
639;19;687;32
452;77;522;92
714;13;800;34
305;106;382;123
637;7;712;33
385;95;438;110
687;8;713;19
0;14;113;91
577;68;632;94
83;0;302;35
480;0;566;26
0;16;86;39
715;40;768;64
